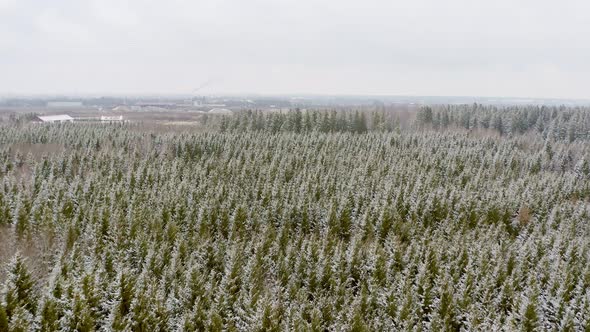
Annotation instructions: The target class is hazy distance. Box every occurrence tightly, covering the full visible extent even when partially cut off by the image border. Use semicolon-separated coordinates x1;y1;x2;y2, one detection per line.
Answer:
1;0;589;99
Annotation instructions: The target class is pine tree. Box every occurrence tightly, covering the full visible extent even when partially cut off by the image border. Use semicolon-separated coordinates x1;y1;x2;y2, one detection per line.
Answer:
522;299;539;332
8;305;36;332
3;254;37;319
0;304;8;332
39;297;60;332
111;271;136;330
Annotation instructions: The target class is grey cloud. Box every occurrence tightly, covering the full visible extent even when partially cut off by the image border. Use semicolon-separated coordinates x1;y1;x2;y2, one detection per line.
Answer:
1;0;589;98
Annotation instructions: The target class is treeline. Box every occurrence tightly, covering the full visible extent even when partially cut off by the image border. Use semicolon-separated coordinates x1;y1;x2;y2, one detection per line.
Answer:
0;110;588;330
215;104;590;142
417;104;590;141
218;109;399;133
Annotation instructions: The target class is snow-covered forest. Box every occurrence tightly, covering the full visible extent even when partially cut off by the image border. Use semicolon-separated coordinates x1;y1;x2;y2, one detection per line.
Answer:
1;105;590;331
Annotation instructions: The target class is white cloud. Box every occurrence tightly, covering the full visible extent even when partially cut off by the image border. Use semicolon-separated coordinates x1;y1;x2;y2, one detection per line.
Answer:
0;0;17;11
35;8;92;46
89;0;140;27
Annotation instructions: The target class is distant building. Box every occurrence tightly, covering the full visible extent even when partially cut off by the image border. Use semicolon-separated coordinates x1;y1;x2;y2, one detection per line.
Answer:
38;115;74;123
101;115;124;122
47;101;83;108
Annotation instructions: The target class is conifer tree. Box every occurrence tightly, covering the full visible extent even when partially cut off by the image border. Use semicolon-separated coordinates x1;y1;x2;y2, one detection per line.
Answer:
3;254;37;320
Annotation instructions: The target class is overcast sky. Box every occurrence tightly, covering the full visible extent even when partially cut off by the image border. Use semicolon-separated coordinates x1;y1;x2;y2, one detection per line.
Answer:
1;0;589;98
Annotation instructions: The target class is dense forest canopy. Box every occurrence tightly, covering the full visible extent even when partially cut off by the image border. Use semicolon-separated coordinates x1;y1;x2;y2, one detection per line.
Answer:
215;104;590;142
0;105;589;331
